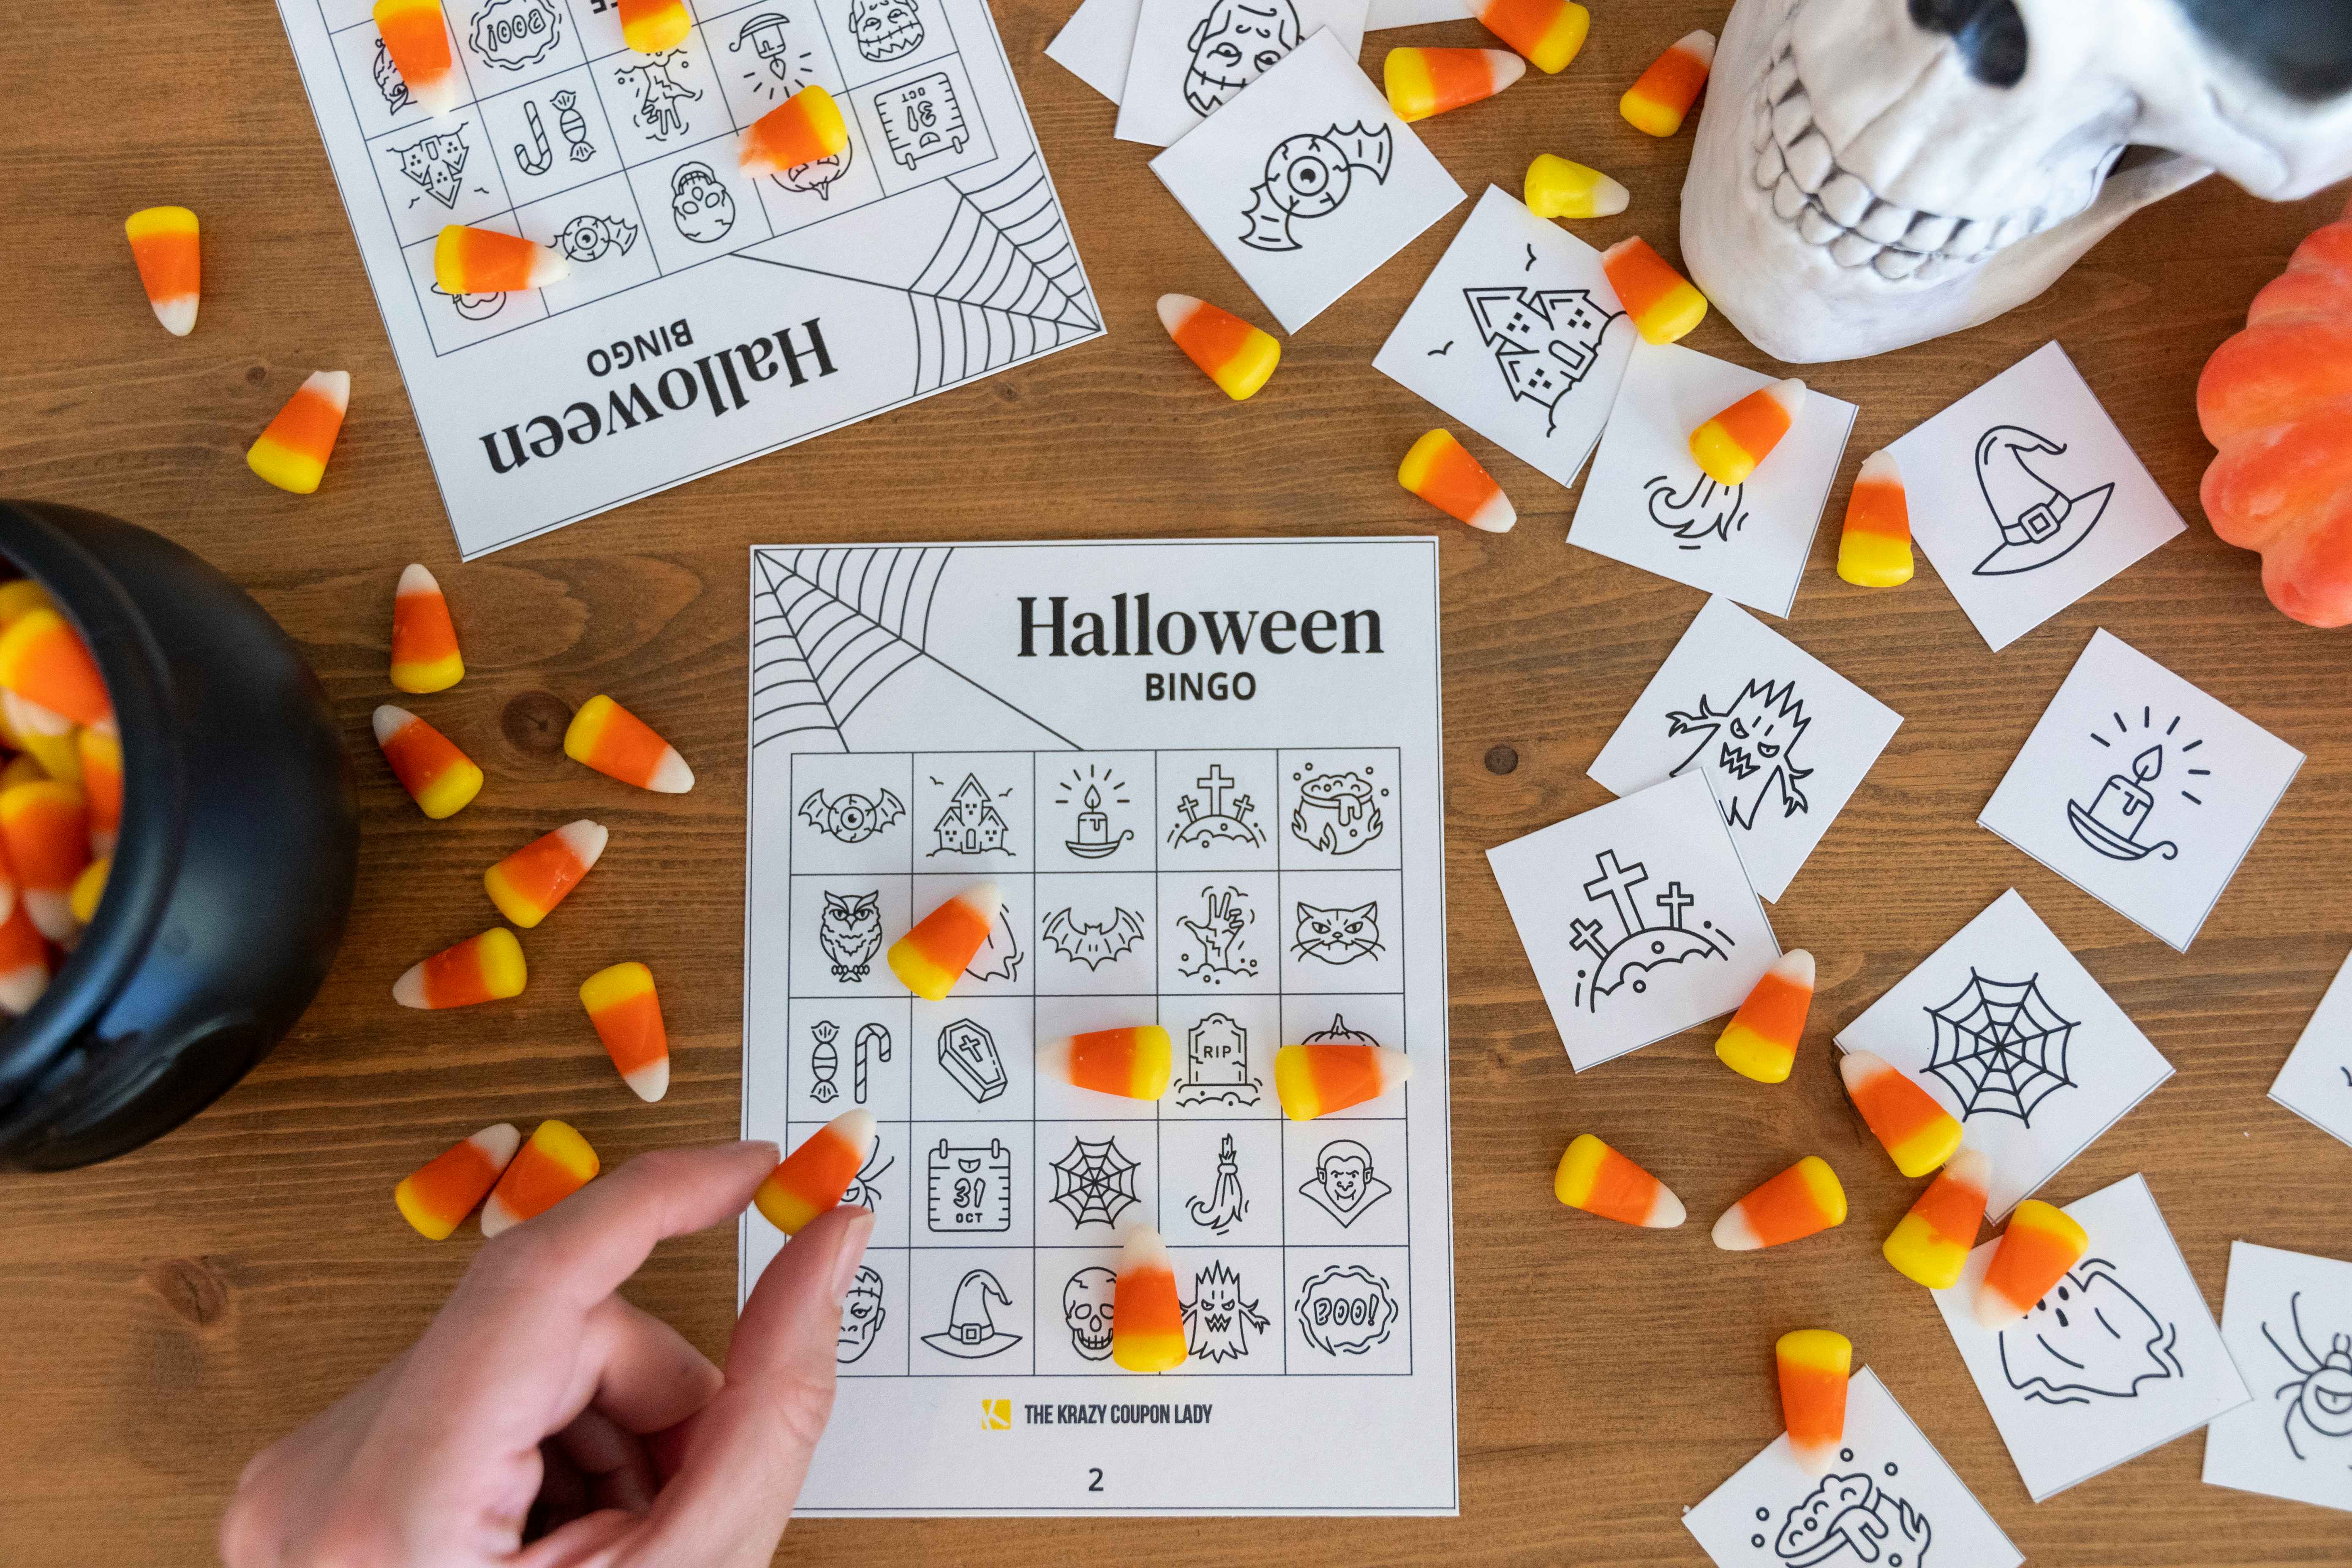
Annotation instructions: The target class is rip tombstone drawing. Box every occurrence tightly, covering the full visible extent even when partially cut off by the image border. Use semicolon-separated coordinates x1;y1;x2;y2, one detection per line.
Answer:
1172;1012;1260;1107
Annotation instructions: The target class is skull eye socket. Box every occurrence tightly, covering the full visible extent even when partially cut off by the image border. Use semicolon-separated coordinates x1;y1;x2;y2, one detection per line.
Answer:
1907;0;2028;89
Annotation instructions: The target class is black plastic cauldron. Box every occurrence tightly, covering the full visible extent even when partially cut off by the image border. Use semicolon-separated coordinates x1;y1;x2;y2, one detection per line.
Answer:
0;502;358;1170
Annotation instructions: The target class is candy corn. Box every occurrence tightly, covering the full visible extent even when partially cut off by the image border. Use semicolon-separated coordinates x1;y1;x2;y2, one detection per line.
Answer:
79;722;121;857
1837;449;1913;586
1600;236;1708;345
579;961;669;1102
483;819;607;928
1840;1048;1963;1177
740;86;850;179
68;857;108;926
0;755;38;791
1690;378;1806;486
1473;0;1588;73
480;1119;599;1236
247;370;351;495
434;226;568;294
1776;1328;1851;1477
0;582;51;629
615;0;689;52
1157;294;1279;402
1039;1026;1173;1101
754;1109;875;1235
1620;29;1715;137
0;780;88;941
124;207;201;337
1112;1226;1186;1372
1713;1156;1847;1251
0;902;49;1014
887;882;998;1001
0;607;109;730
390;563;464;693
1714;949;1814;1084
1398;429;1515;533
1524;154;1628;220
395;1123;520;1240
1974;1198;2088;1331
393;927;527;1009
1274;1042;1411;1121
4;694;78;784
373;705;483;819
563;694;694;793
1882;1146;1990;1289
372;0;460;117
1383;47;1525;123
1553;1133;1685;1227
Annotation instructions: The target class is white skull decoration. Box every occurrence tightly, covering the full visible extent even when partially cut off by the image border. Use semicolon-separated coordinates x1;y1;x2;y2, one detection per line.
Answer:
1062;1266;1115;1361
849;0;923;62
1681;0;2352;362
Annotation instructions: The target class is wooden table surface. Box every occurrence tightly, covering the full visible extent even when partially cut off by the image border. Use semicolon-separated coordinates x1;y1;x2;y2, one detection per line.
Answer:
3;0;2349;1560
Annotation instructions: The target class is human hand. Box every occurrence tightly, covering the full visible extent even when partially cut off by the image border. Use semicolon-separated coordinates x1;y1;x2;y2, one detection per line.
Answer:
221;1140;873;1568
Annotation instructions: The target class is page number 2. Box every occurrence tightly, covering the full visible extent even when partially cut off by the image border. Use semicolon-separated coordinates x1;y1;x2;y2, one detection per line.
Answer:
1086;1468;1104;1493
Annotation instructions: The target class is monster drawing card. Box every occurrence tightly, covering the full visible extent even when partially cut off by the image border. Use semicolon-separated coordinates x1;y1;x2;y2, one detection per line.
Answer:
2202;1241;2352;1515
2266;945;2352;1153
1113;0;1369;147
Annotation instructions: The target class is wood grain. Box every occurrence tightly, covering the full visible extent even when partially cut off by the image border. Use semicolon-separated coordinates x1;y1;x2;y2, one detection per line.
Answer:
2;0;2349;1561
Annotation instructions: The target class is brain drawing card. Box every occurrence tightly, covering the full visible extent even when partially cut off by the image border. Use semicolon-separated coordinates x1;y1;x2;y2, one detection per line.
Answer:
1113;0;1369;147
2202;1242;2352;1515
2267;945;2352;1152
1832;889;2172;1220
1928;1174;2248;1503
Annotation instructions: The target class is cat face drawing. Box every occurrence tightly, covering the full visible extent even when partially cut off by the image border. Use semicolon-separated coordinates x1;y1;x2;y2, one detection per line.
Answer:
1291;901;1382;965
818;890;883;982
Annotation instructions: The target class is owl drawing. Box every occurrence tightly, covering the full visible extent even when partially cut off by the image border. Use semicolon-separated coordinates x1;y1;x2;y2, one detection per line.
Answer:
819;890;883;982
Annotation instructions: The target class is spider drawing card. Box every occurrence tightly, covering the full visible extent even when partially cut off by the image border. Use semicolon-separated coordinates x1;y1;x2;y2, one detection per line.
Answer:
1112;0;1368;147
1929;1174;2247;1503
2203;1242;2352;1515
1833;889;2172;1220
2266;944;2352;1153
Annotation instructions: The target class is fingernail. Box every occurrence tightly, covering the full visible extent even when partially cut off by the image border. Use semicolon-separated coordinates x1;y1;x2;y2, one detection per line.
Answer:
828;1208;875;1301
728;1138;780;1162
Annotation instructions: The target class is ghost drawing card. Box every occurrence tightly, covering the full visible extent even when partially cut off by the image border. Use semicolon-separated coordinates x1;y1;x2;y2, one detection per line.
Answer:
1682;1368;2021;1568
2202;1242;2352;1515
1929;1175;2248;1502
2267;945;2352;1152
1372;186;1637;491
1587;596;1901;902
1834;890;2171;1220
1979;628;2304;951
1887;341;2187;651
1114;0;1370;147
1148;29;1465;332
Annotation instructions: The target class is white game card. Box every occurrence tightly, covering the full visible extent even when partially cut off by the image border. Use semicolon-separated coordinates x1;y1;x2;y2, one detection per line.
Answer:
1148;30;1464;332
2269;946;2352;1151
1364;0;1462;24
1486;770;1779;1072
1045;0;1144;102
1115;0;1369;147
1587;596;1902;902
1833;889;2172;1220
1372;186;1637;491
1886;342;2187;651
1978;629;2304;953
2202;1241;2352;1515
1568;342;1856;618
1929;1175;2248;1503
1683;1368;2022;1568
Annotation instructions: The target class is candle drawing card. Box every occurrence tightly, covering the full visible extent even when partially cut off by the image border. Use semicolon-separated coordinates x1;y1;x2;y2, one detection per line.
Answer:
1683;1368;2022;1568
1045;0;1144;102
2268;946;2352;1151
1833;889;2172;1220
1978;628;2304;952
1928;1175;2249;1503
1886;342;2187;651
1587;596;1902;902
2202;1241;2352;1516
1486;770;1778;1072
1372;186;1636;491
1115;0;1370;147
1567;342;1856;618
1148;29;1465;333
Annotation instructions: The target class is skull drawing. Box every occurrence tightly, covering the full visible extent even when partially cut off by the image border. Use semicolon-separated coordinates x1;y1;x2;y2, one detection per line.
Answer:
849;0;923;63
1062;1266;1115;1360
1681;0;2352;362
1184;0;1302;120
670;161;737;243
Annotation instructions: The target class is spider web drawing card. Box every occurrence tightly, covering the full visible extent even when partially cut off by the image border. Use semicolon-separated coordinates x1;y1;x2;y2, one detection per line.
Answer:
2201;1241;2352;1516
1928;1174;2247;1503
1832;889;2172;1221
2267;945;2352;1153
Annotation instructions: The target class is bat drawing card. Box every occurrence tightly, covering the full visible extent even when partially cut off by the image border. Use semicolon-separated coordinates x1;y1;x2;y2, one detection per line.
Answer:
1045;0;1145;102
1928;1174;2248;1503
1886;342;2187;651
743;538;1457;1514
2267;945;2352;1152
1372;185;1637;492
1147;29;1465;333
1978;628;2304;952
1568;341;1857;618
1587;596;1902;903
2201;1242;2352;1516
1486;770;1780;1073
1833;889;2173;1222
1682;1368;2022;1568
1113;0;1370;147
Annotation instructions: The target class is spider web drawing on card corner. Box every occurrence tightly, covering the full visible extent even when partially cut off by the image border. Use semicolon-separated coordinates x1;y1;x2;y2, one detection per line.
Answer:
1922;968;2080;1125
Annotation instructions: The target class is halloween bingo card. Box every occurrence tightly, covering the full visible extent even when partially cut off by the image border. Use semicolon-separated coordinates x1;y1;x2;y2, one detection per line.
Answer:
741;539;1458;1514
272;0;1102;556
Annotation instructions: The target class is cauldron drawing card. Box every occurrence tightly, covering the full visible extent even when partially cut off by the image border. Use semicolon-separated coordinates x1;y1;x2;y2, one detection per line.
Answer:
1147;30;1463;332
2265;945;2352;1153
2203;1243;2352;1516
1111;0;1367;147
1929;1175;2248;1503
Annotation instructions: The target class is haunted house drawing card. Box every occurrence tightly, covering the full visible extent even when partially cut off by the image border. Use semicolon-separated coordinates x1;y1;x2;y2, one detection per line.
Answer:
1113;0;1369;147
2267;945;2352;1153
2202;1242;2352;1516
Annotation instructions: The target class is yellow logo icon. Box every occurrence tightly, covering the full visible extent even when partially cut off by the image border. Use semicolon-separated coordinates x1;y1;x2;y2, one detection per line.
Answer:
980;1398;1012;1430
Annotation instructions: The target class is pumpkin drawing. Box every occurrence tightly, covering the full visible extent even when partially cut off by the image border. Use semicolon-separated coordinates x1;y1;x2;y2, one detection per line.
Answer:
1303;1013;1380;1047
2197;195;2352;627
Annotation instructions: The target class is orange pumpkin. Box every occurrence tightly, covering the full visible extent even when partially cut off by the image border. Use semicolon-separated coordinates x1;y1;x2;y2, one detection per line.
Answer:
2197;195;2352;627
